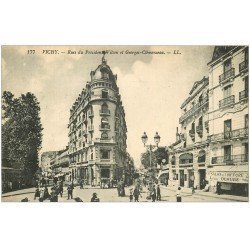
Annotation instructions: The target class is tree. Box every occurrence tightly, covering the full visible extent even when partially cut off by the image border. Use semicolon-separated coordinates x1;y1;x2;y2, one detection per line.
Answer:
140;147;167;169
2;91;43;186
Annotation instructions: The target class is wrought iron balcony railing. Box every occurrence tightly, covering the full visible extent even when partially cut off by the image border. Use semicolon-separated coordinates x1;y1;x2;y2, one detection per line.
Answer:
239;60;248;73
179;95;208;123
211;154;248;165
219;95;235;108
209;128;248;142
219;68;235;83
239;90;248;101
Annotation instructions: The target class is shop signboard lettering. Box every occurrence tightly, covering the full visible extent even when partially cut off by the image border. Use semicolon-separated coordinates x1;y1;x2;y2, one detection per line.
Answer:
207;171;248;183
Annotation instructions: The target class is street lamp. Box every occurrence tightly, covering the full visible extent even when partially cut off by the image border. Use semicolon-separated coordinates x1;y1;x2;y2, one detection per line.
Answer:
141;132;161;172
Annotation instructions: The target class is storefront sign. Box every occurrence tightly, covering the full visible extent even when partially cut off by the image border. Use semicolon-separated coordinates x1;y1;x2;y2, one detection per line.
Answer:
208;171;249;183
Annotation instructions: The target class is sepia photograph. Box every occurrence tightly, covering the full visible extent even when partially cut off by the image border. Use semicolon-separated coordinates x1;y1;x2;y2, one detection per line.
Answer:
1;45;249;202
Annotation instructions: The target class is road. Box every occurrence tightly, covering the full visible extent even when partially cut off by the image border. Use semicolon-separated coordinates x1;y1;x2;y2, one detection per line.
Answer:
2;185;247;202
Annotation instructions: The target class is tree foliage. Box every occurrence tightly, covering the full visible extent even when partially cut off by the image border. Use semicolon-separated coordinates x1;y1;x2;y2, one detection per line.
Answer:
2;91;43;186
140;147;167;169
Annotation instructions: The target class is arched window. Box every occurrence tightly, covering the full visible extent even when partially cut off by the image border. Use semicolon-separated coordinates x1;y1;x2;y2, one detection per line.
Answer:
101;132;109;139
179;153;193;165
198;150;206;163
101;103;109;113
171;156;176;165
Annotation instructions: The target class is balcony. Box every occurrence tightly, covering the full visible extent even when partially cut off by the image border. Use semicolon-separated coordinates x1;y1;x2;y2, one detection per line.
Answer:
179;95;208;123
239;90;248;101
99;124;110;131
189;129;195;140
211;154;248;165
99;109;110;116
239;60;248;73
219;68;235;84
219;95;235;108
196;125;203;137
209;128;248;142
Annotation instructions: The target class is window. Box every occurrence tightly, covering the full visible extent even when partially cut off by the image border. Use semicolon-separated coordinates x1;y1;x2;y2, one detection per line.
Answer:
101;103;109;113
245;114;248;128
199;116;203;126
245;47;249;62
101;118;109;129
101;169;110;178
224;119;232;139
224;145;232;163
102;90;108;98
100;149;110;159
101;132;109;139
224;58;232;73
223;85;232;98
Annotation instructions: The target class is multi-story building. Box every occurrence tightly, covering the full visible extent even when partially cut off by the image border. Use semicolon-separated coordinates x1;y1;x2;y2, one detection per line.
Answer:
207;46;248;196
40;151;58;173
50;147;69;178
68;55;127;186
168;77;210;189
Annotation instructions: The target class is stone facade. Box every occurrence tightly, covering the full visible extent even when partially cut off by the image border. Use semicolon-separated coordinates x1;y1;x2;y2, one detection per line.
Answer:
68;55;127;186
168;46;249;196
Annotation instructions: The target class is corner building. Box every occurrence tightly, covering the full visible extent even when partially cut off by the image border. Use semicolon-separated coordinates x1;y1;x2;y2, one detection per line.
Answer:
207;46;248;196
68;56;127;186
168;77;210;190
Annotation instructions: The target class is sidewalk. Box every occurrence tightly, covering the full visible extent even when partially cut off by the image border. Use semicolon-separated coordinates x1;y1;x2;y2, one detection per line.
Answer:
2;187;36;198
161;185;248;202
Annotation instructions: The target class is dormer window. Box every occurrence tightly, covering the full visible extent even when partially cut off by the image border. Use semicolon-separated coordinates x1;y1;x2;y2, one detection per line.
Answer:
100;68;109;79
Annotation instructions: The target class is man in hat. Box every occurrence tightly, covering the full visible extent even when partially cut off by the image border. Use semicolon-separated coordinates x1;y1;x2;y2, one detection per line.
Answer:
91;193;100;202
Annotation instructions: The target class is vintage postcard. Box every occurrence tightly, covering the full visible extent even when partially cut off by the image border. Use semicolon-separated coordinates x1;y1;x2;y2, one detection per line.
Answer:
1;45;249;202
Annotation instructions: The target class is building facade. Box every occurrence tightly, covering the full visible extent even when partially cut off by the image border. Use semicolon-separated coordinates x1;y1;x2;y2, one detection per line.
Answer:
68;55;128;186
207;46;248;196
168;77;210;189
168;46;249;196
40;151;58;173
50;147;69;178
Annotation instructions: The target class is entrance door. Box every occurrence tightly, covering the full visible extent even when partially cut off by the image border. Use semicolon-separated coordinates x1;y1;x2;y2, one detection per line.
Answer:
179;170;185;187
199;169;206;189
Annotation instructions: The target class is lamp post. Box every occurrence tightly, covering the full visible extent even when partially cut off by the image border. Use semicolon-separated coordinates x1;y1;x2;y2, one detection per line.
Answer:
141;132;161;175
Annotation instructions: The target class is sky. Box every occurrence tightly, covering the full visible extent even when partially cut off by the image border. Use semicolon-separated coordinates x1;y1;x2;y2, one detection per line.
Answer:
2;45;214;167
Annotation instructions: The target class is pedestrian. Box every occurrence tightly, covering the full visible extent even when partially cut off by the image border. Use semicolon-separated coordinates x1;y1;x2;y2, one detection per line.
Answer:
156;184;161;201
50;186;58;202
217;182;222;195
34;187;40;200
44;185;50;200
133;187;140;202
129;188;133;202
91;193;100;202
176;187;182;202
80;179;83;189
59;181;64;197
67;182;74;200
151;185;156;202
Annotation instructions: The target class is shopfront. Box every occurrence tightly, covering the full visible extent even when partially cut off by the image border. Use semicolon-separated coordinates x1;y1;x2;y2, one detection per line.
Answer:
207;166;249;196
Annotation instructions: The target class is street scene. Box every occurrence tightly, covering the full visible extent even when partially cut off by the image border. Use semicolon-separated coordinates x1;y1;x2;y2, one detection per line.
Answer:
1;45;249;202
